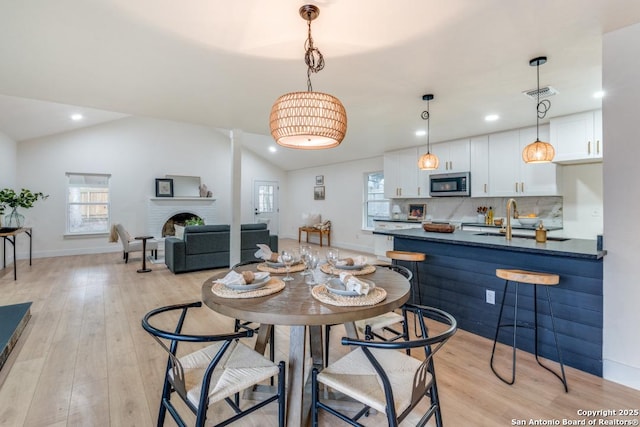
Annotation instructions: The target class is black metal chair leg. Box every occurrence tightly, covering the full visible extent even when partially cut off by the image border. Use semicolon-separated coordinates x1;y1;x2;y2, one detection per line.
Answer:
534;287;569;392
490;279;518;385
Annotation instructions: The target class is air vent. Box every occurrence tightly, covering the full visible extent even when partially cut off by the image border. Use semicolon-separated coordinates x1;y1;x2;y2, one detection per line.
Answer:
522;86;558;100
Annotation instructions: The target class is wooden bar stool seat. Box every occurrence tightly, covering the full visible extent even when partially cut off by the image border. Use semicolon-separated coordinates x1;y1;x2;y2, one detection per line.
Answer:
491;268;568;392
386;250;425;305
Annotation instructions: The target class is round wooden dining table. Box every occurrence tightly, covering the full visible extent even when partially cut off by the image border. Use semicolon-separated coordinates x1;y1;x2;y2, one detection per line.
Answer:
201;263;410;427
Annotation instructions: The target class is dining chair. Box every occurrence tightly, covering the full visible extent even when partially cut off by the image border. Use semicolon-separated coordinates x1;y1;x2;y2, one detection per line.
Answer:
142;301;285;427
231;259;275;362
324;264;412;367
312;304;457;427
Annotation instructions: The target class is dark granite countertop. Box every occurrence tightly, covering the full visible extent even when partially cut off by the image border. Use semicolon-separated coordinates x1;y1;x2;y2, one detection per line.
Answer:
373;227;604;260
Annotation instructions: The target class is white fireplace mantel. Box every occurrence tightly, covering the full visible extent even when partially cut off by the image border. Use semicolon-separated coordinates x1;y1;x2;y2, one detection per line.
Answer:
147;198;217;237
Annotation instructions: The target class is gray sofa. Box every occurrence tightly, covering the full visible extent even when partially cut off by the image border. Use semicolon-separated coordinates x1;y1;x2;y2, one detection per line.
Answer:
164;223;278;273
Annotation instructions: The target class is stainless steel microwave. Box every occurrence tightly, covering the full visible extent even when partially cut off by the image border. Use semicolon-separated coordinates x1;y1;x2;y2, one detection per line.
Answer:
429;172;471;197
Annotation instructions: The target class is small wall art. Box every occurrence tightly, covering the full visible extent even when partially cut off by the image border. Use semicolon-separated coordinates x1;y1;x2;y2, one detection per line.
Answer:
408;203;426;220
314;186;325;200
155;178;174;197
315;175;324;185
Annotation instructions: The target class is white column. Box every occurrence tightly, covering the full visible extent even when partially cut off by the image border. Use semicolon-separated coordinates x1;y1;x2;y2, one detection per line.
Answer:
229;129;243;266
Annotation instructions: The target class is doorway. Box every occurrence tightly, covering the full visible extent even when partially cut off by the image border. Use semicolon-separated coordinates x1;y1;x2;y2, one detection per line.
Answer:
253;180;279;235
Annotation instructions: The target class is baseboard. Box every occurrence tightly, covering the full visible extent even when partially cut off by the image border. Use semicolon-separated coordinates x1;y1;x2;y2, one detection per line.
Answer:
603;359;640;390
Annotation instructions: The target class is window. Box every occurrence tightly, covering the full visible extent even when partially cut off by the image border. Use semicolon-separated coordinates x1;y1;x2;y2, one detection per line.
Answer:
66;173;111;234
364;171;389;228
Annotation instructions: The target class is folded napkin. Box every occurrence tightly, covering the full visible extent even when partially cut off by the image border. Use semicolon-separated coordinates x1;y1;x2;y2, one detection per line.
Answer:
254;244;281;262
339;272;375;296
336;255;368;267
215;270;268;286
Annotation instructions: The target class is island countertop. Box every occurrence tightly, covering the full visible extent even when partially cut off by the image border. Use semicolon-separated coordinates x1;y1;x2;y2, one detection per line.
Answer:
373;227;604;259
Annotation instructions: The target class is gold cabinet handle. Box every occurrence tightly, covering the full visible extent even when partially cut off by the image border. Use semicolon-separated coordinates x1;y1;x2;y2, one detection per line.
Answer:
515;182;518;192
418;187;421;196
597;140;600;154
588;141;591;155
484;183;487;193
521;182;524;193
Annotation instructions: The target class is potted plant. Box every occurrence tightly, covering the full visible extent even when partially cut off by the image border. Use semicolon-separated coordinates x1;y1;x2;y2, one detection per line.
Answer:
0;188;49;228
184;217;204;226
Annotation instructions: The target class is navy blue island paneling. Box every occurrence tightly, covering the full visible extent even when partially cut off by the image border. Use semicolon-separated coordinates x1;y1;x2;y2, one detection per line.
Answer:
374;228;604;376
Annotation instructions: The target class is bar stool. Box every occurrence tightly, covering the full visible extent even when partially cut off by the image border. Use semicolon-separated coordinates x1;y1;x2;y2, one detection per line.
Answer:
386;250;425;305
490;268;568;392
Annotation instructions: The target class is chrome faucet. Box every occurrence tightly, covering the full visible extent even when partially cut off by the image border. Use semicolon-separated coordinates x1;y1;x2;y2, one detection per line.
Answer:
506;198;517;240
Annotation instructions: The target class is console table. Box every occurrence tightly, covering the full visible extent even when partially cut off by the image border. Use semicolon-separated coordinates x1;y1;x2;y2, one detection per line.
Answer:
1;227;33;281
298;226;330;247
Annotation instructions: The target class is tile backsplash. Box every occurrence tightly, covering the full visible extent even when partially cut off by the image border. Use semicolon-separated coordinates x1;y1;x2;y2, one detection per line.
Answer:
390;196;563;228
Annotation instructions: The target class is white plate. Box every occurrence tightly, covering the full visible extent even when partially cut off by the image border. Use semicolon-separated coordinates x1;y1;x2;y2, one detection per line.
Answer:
334;264;366;271
223;273;270;291
325;278;374;297
266;260;301;268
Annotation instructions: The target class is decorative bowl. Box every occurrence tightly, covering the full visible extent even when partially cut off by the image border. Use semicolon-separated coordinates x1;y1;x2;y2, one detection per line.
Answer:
517;217;540;227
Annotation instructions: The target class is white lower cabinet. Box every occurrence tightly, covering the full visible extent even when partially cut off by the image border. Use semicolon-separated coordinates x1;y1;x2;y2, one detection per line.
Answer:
373;221;423;259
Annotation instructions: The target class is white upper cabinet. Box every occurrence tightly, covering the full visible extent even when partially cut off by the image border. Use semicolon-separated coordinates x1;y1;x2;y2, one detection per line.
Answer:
429;138;471;173
488;125;561;197
470;135;490;197
383;147;422;198
550;110;603;164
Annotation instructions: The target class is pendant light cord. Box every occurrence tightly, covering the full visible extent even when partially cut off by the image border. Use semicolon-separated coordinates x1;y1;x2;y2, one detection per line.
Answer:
304;13;325;92
421;108;430;153
536;62;551;141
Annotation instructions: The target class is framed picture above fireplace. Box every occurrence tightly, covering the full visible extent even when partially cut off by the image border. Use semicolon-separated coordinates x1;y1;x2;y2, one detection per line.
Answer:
155;178;174;197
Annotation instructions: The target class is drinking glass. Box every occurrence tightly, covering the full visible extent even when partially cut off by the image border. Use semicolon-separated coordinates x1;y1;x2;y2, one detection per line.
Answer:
326;248;340;274
281;250;294;281
299;245;311;276
305;250;320;285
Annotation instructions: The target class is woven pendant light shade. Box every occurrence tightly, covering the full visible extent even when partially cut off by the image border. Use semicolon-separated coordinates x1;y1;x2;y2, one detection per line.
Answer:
270;91;347;149
522;139;555;163
418;152;440;170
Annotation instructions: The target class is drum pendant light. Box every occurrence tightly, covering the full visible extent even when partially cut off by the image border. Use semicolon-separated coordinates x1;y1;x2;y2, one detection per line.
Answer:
418;94;440;170
522;56;555;163
269;5;347;150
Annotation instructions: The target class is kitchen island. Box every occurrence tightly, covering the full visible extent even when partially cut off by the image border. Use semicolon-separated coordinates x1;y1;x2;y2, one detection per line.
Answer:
373;227;604;376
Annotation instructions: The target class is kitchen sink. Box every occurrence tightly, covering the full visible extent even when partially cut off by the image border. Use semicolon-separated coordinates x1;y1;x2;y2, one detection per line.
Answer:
474;232;570;242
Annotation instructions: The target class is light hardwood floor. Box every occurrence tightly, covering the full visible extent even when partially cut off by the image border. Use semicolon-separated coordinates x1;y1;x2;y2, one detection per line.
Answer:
0;239;638;426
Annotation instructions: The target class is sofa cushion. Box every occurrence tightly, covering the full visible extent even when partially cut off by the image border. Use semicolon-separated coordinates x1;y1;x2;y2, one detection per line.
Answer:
302;212;321;227
186;225;230;234
241;223;267;231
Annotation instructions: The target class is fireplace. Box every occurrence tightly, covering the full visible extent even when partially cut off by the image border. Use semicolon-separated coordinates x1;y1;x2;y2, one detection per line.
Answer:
147;198;216;237
161;212;203;237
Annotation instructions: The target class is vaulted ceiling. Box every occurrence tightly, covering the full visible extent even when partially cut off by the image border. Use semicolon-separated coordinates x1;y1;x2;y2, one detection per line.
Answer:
1;1;639;170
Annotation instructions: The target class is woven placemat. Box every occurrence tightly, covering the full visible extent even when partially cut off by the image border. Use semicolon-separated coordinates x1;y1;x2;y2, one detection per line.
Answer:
211;278;285;299
257;262;306;274
311;284;387;306
320;264;376;276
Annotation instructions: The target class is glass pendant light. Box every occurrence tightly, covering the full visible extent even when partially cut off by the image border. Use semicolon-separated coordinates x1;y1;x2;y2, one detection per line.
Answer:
269;5;347;150
522;56;555;163
418;94;440;170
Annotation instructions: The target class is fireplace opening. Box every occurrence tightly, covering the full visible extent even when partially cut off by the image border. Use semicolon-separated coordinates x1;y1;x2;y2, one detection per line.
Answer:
162;212;203;237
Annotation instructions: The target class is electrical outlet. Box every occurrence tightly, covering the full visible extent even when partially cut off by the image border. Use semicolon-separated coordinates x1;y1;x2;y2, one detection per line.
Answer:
486;289;495;305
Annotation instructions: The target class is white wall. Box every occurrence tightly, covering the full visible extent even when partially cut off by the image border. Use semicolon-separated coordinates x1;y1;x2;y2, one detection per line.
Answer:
14;117;282;258
560;163;603;238
282;157;383;253
603;22;640;390
0;130;16;188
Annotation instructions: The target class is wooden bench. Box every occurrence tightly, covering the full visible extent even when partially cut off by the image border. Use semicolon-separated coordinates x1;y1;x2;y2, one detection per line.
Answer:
298;226;330;247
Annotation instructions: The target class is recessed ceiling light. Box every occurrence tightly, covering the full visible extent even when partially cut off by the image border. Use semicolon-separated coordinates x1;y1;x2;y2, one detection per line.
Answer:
71;114;84;121
593;90;605;99
415;130;426;137
485;114;499;122
269;146;277;153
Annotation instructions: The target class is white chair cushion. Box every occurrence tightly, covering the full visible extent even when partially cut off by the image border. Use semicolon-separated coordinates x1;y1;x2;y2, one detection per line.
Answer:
302;212;321;227
170;340;279;408
355;312;404;334
317;347;426;415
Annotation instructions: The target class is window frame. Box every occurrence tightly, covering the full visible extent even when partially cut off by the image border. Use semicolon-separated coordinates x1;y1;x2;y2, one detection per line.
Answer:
65;172;112;236
363;170;389;230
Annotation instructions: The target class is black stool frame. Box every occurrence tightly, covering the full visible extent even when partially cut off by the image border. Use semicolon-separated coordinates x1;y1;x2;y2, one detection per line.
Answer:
490;279;569;392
